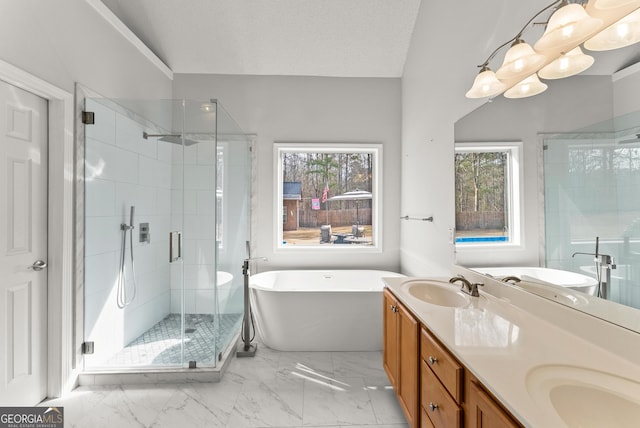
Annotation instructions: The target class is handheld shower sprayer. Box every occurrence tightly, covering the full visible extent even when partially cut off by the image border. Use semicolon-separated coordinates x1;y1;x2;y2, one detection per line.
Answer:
117;205;137;308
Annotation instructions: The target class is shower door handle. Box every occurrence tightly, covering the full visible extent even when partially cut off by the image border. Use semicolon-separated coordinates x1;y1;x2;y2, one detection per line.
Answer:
169;231;182;262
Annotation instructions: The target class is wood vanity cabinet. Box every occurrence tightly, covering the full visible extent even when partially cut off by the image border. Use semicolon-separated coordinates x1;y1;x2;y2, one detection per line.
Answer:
383;288;419;428
421;327;463;428
465;375;522;428
383;288;523;428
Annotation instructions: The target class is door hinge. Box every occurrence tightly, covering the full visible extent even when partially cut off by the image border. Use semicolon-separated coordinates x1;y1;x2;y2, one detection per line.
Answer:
82;111;95;125
82;341;95;354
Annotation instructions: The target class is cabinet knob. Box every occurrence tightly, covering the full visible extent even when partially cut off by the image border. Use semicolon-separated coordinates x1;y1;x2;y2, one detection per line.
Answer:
428;356;438;365
429;402;439;412
390;305;398;313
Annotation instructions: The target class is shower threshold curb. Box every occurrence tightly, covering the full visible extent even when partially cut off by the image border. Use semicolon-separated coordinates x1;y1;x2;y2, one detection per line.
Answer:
77;330;241;386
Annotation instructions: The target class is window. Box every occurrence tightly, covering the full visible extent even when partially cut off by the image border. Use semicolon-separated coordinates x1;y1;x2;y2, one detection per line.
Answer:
454;142;522;247
275;143;381;250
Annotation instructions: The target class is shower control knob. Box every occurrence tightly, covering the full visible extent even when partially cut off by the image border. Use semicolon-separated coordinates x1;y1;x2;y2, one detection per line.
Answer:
30;260;48;271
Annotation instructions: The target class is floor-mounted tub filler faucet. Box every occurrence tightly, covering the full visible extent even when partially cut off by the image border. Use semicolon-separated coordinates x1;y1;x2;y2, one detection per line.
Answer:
572;236;616;299
449;275;483;297
237;256;268;358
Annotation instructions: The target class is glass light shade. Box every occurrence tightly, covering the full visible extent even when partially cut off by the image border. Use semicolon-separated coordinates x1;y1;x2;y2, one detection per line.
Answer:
495;40;547;80
465;67;507;98
534;4;603;52
504;74;548;99
537;47;595;79
590;0;640;10
584;8;640;50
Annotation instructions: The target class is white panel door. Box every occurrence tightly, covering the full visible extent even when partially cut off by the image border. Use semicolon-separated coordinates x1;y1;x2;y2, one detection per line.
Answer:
0;79;48;405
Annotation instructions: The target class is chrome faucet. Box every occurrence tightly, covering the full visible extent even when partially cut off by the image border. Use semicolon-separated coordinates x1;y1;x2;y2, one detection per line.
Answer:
449;275;483;297
571;236;615;299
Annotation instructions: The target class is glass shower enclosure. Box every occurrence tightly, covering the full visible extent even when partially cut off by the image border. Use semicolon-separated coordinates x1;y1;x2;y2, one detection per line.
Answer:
82;97;251;369
543;109;640;310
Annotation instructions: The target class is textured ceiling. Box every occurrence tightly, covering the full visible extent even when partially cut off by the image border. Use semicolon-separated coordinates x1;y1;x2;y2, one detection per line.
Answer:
99;0;422;77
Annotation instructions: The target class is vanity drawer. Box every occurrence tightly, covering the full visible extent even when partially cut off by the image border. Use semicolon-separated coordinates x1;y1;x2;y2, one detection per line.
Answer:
421;360;462;428
421;406;436;428
421;328;463;403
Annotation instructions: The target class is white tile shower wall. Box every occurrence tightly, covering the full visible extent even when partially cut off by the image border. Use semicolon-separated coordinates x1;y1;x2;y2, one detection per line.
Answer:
84;99;171;366
169;141;218;315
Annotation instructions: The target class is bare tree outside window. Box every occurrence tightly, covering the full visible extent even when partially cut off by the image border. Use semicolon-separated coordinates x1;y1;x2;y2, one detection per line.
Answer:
454;143;521;245
276;144;380;249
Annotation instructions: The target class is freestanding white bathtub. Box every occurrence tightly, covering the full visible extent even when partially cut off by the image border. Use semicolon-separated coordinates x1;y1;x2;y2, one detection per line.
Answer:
470;266;598;296
249;270;405;351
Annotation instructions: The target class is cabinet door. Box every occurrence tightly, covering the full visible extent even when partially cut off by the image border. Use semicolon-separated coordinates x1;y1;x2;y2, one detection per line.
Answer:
398;302;420;428
383;289;399;387
467;381;521;428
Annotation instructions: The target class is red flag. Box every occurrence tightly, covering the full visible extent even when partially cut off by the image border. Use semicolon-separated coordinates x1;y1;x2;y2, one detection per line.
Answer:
321;183;329;203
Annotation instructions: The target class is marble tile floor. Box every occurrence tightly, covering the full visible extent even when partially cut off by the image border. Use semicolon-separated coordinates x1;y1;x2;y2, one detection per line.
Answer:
105;313;243;367
41;339;408;428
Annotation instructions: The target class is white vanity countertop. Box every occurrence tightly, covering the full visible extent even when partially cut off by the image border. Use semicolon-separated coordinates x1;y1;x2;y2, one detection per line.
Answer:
383;276;640;428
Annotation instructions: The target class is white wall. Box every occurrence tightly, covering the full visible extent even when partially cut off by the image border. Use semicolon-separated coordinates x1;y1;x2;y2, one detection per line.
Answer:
454;76;614;268
0;0;171;99
613;65;640;117
173;74;402;272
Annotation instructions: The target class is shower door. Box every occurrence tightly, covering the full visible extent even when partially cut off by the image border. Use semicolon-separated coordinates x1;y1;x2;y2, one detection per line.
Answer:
82;98;232;369
82;98;185;368
210;103;252;356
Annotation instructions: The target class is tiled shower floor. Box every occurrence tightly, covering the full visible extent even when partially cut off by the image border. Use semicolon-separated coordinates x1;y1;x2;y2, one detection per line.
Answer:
106;313;243;367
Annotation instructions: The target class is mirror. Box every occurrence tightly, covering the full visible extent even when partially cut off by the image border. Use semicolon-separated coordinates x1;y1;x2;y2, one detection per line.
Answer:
454;67;640;334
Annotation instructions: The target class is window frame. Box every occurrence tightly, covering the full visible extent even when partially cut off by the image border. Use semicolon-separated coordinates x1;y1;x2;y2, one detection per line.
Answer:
274;142;382;252
453;141;523;249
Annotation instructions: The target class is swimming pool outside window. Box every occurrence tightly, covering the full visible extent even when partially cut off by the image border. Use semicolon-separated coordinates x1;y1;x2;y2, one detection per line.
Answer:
454;142;522;247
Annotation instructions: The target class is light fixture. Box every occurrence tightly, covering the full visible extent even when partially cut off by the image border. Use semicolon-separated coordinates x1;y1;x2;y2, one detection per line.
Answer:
465;66;507;98
504;74;549;98
465;0;640;99
584;8;640;50
200;102;215;113
534;3;602;52
496;39;547;80
538;46;595;78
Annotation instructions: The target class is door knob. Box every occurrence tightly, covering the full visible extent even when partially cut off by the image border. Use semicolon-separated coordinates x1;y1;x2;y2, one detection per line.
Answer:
30;260;48;271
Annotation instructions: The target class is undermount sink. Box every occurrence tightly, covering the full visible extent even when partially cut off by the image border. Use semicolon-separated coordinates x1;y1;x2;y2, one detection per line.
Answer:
517;280;590;306
526;365;640;428
403;280;471;307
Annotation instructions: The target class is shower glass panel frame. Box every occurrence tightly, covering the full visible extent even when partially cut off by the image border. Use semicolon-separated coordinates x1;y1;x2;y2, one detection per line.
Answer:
82;97;250;370
543;110;640;311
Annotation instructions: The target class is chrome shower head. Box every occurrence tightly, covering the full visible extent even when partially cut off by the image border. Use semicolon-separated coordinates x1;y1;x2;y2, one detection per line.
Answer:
142;131;199;146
